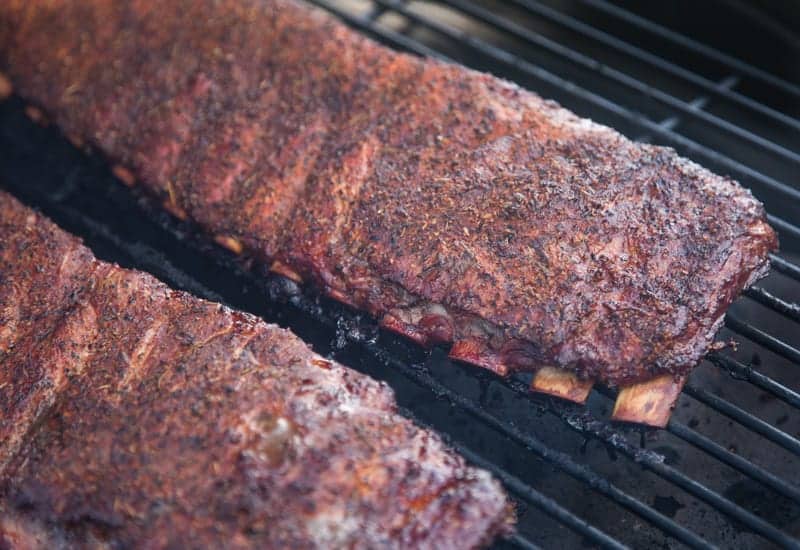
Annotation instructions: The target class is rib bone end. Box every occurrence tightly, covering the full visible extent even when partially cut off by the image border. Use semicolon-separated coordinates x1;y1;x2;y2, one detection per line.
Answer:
162;200;188;221
611;375;686;428
24;105;47;126
269;260;303;284
0;73;12;101
111;164;136;187
214;235;244;255
530;367;593;404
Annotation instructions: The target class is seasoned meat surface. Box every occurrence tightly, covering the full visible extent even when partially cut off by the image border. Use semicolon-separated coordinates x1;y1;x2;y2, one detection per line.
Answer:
0;191;513;549
0;0;776;385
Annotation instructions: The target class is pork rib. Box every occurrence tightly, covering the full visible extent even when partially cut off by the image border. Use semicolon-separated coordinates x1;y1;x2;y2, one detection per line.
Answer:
0;1;776;394
0;191;513;548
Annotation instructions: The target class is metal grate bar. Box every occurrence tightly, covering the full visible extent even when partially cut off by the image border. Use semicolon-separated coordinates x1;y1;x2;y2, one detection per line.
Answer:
328;0;800;243
312;0;453;60
745;286;800;323
584;384;800;504
501;0;800;132
529;400;800;547
771;253;800;282
570;424;799;547
400;407;630;550
508;533;543;550
456;448;628;550
648;76;739;137
708;352;800;410
725;315;800;365
586;384;800;505
581;0;800;98
684;383;800;456
767;215;800;242
507;356;800;540
666;420;800;504
394;411;562;550
430;0;800;165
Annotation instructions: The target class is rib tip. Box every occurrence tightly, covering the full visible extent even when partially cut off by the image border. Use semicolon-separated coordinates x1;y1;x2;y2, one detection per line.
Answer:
0;73;12;101
269;260;304;284
448;340;510;377
214;234;244;255
66;132;85;149
111;164;136;187
162;200;188;221
530;367;593;404
611;374;686;428
24;105;48;126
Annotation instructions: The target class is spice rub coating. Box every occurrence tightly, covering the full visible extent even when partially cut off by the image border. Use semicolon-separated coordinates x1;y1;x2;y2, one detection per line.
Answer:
0;192;513;549
0;0;777;385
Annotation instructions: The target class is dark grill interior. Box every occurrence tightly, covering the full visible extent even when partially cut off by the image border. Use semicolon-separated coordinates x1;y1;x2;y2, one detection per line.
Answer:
1;1;800;548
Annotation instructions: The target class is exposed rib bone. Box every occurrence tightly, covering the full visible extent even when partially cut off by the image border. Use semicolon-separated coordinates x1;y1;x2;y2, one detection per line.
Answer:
269;260;303;283
214;235;244;255
612;375;687;428
530;367;593;404
24;105;46;126
112;164;136;187
161;199;188;221
0;72;11;100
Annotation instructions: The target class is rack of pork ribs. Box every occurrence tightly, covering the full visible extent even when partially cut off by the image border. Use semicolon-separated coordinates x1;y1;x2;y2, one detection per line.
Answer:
0;0;776;427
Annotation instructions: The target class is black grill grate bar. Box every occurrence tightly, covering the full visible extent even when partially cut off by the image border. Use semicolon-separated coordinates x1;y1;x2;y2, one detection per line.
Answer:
313;0;454;61
507;533;542;550
745;286;800;323
666;420;800;504
496;377;800;548
501;0;800;132
334;0;800;242
453;445;628;550
581;0;800;98
397;407;630;550
554;412;797;546
707;352;800;410
767;215;800;243
429;0;800;164
584;384;800;504
725;314;800;365
771;253;800;282
683;383;800;457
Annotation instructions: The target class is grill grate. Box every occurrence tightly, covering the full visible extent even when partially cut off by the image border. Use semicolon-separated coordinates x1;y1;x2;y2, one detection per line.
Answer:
1;1;799;548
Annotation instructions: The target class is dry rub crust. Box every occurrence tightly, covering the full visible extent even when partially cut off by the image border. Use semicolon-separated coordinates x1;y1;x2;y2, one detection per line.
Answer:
0;0;777;386
0;192;513;549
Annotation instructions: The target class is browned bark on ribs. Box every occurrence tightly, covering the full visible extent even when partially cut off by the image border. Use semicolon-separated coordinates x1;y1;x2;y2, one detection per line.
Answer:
0;191;513;548
0;1;776;392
